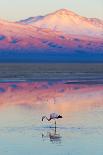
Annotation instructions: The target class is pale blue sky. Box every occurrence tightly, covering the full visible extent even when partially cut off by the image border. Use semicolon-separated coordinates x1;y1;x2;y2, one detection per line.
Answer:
0;0;103;21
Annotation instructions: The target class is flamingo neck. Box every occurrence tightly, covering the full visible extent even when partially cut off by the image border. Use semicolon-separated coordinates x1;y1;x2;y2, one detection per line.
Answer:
46;117;51;121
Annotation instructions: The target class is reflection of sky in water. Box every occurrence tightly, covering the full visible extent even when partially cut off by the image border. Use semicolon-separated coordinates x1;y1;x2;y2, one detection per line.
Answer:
0;81;103;155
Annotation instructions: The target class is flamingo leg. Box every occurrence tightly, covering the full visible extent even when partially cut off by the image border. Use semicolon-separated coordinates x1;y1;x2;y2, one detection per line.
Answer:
55;120;56;130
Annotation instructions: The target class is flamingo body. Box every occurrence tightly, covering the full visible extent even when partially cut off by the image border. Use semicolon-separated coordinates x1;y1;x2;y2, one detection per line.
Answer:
42;113;62;121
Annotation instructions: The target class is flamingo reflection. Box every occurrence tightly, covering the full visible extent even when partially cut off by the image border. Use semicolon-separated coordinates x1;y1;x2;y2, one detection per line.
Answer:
42;127;62;144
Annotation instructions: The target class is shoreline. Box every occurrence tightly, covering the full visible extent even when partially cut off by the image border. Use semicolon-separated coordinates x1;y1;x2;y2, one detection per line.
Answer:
0;63;103;80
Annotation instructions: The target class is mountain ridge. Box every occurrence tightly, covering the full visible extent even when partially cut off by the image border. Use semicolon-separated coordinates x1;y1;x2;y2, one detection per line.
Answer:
0;9;103;62
18;9;103;38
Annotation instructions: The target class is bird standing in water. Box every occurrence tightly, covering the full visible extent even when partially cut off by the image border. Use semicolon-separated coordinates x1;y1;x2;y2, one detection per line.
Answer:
42;113;63;128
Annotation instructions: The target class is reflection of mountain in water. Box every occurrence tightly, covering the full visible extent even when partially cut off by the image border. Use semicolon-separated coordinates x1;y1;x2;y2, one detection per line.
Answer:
42;128;62;144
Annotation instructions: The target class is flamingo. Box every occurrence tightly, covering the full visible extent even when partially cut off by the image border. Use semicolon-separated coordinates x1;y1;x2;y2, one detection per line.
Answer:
42;113;63;128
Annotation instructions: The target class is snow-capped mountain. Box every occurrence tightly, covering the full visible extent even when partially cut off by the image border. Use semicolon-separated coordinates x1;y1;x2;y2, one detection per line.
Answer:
0;9;103;62
19;9;103;38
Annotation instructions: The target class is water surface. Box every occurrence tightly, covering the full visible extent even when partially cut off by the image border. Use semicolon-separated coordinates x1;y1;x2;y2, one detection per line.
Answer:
0;80;103;155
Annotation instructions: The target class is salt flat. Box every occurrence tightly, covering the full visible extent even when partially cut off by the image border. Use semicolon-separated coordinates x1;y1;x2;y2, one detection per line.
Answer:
0;63;103;81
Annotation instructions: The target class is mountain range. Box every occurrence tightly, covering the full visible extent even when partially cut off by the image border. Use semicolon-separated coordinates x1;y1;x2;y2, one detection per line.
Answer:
0;9;103;62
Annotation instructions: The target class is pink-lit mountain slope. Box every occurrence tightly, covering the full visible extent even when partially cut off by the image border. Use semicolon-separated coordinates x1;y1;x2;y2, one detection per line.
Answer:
0;9;103;62
19;9;103;38
0;18;102;52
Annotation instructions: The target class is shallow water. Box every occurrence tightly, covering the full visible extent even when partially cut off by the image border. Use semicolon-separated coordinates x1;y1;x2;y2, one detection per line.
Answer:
0;80;103;155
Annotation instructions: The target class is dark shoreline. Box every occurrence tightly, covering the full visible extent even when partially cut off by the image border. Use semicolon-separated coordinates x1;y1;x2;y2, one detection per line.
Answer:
0;63;103;81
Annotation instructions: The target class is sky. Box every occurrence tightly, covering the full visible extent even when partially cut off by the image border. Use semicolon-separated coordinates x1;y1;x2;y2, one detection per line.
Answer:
0;0;103;21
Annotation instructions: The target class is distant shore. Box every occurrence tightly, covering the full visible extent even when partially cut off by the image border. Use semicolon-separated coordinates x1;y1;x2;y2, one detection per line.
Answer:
0;63;103;81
